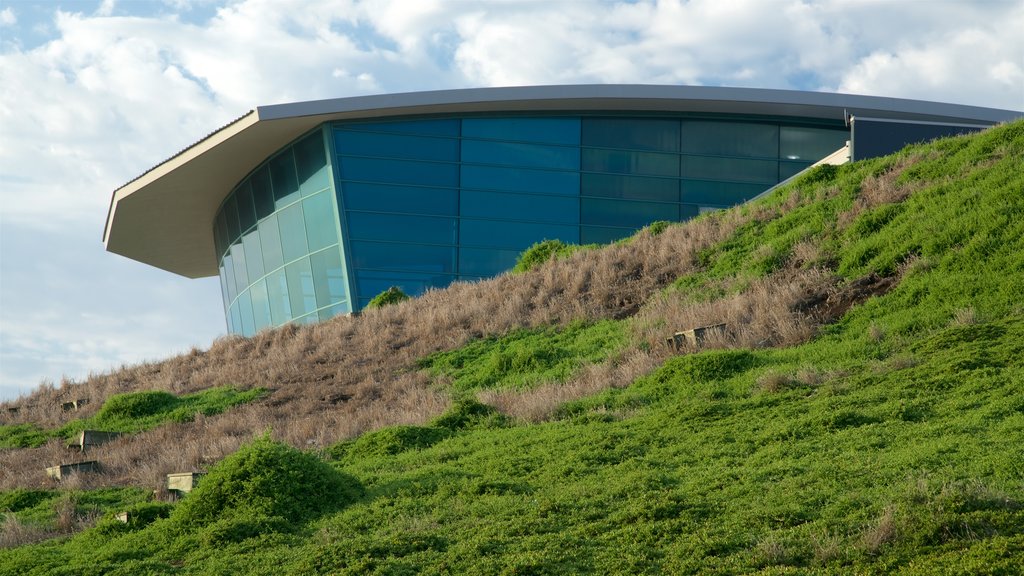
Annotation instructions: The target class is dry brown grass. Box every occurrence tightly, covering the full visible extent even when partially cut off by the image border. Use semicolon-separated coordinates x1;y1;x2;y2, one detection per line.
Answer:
836;151;933;230
860;506;899;555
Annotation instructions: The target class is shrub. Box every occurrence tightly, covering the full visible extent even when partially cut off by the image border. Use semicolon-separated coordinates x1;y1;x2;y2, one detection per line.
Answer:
366;286;410;309
95;391;178;422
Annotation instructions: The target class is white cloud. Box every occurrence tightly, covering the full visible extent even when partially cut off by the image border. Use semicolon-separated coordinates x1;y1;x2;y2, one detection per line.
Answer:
0;7;15;27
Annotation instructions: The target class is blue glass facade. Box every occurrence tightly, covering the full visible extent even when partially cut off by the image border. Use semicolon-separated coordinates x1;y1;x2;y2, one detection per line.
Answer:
216;115;846;334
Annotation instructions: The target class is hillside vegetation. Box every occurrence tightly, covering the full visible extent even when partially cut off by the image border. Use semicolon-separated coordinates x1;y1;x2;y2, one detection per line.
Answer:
1;120;1022;573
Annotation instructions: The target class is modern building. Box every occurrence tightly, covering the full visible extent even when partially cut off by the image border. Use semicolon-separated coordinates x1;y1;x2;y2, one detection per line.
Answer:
103;85;1022;336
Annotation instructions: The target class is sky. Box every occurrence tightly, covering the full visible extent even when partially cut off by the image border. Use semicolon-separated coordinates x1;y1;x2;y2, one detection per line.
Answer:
0;0;1022;402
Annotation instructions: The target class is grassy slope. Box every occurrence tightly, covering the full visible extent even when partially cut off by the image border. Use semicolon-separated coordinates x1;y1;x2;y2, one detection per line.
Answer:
2;121;1023;574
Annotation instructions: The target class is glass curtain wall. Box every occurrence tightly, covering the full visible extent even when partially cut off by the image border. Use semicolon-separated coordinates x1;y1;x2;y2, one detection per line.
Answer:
214;128;350;336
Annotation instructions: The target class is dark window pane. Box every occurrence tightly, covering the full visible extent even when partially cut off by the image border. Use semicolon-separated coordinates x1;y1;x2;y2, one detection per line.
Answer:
277;203;308;263
462;140;579;170
310;248;348;309
682;179;772;205
461;165;579;195
241;229;264;285
460;190;579;224
339;157;459;187
681;156;778;184
230;243;249;295
236;181;256;233
337;119;460;137
582;118;680;152
581;198;679;228
354;269;454;301
295;130;330;196
224;195;240;242
266;268;291;325
350;241;455;273
218;263;230;312
458;247;520;277
462;118;580;145
581;148;678;177
460;219;578;250
285;257;317;318
342;183;458;216
259;215;284;273
222;253;237;303
348;212;456;245
779;161;812;181
681;121;779;158
303;192;339;252
581;225;633;244
581;173;679;203
780;126;848;161
238;290;255;337
249;279;272;333
251;165;274;219
270;149;299;208
335;131;459;162
680;204;701;220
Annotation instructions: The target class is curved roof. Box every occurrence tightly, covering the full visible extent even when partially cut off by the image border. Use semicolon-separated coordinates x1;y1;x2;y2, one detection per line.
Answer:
103;84;1023;278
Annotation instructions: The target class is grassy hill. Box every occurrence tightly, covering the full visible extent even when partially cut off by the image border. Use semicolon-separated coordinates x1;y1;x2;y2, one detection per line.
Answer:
1;119;1022;573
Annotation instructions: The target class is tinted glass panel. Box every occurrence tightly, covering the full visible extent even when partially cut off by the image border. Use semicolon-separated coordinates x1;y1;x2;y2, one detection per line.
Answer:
350;241;455;273
251;165;274;219
680;204;701;220
214;212;226;261
354;270;453;301
781;126;848;161
266;269;291;325
270;149;299;208
348;212;456;245
581;148;678;177
461;165;579;195
310;248;347;309
241;229;264;285
581;225;633;244
230;243;248;295
779;161;811;181
581;198;679;228
236;181;256;233
249;279;272;332
582;118;679;152
581;173;679;203
339;119;460;137
258;215;284;273
319;303;350;322
224;195;240;242
462;140;579;170
462;118;580;145
277;203;308;263
302;192;339;252
222;253;237;303
229;302;241;336
335;131;459;162
238;290;255;337
295;131;330;196
682;180;770;205
342;183;458;216
285;258;317;318
218;264;230;312
460;190;579;224
339;157;458;187
460;219;578;250
681;121;778;158
459;247;520;277
681;156;778;184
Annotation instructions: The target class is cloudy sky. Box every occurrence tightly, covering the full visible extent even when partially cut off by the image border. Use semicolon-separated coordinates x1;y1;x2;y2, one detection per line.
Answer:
1;0;1022;401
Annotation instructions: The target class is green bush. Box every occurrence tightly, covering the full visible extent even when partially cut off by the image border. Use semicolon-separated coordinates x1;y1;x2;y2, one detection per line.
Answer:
366;286;410;309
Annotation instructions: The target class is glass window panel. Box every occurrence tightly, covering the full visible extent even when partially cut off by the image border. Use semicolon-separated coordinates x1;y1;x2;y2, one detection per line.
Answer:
581;198;679;228
213;212;226;261
295;130;330;196
462;118;580;145
270;149;299;208
238;290;255;337
681;156;778;184
249;279;272;333
458;247;521;277
335;131;458;162
266;268;291;326
460;219;579;250
339;157;458;187
348;212;456;245
259;214;285;273
277;203;308;263
582;118;680;152
222;252;237;303
354;270;454;301
350;241;455;273
682;179;772;205
302;192;339;252
286;258;317;318
224;195;240;242
310;248;348;309
581;148;679;177
251;165;274;219
680;121;779;158
780;126;848;161
581;225;633;245
779;161;812;181
337;119;460;137
218;263;230;313
341;183;458;216
229;301;242;335
319;302;350;322
460;190;580;224
241;229;264;285
462;140;579;170
215;210;229;259
230;243;248;295
680;204;701;220
236;181;256;233
461;165;579;195
581;173;679;203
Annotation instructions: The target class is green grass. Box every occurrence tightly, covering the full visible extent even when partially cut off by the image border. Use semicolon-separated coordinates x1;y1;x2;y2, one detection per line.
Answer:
2;122;1023;574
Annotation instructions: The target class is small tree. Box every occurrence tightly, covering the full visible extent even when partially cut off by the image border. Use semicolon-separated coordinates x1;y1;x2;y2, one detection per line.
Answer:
366;286;410;309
